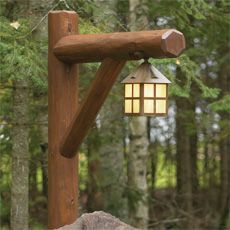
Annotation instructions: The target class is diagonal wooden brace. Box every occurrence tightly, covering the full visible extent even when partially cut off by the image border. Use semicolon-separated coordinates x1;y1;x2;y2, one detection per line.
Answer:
60;58;126;158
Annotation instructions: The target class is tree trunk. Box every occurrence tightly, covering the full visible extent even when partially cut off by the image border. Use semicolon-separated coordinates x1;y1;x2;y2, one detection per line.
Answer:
23;0;50;227
148;140;158;225
189;93;199;203
175;68;193;229
218;51;230;229
128;117;149;228
127;1;149;229
8;0;30;229
28;0;51;224
10;79;29;230
175;99;193;209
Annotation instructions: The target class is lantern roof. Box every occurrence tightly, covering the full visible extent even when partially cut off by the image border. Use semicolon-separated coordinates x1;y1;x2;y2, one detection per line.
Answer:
121;60;171;84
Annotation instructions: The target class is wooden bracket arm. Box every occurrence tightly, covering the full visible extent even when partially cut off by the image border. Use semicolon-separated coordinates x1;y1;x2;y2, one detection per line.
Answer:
53;29;185;63
60;58;126;158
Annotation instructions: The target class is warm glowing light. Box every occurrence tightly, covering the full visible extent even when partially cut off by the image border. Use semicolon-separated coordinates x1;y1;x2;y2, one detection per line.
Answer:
122;60;171;116
144;84;154;97
125;84;132;97
133;99;140;113
144;99;154;113
125;99;132;113
133;84;140;97
156;100;166;113
156;84;166;97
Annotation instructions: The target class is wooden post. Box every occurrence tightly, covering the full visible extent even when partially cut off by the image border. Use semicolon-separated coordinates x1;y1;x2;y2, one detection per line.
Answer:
60;58;126;158
48;11;78;229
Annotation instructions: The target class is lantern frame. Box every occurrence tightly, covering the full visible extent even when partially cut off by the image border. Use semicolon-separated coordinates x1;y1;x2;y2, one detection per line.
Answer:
121;60;171;116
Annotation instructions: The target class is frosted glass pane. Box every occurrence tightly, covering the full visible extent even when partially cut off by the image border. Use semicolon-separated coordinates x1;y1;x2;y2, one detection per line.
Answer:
125;84;132;97
133;99;140;113
144;99;154;113
156;84;166;97
125;100;132;113
133;84;140;97
144;84;154;97
156;100;166;113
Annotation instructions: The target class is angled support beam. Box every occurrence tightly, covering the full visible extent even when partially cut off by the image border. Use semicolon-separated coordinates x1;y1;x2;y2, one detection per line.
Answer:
53;29;185;63
60;58;126;158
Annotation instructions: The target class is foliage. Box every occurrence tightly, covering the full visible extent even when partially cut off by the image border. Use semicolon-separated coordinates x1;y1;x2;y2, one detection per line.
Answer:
0;17;47;91
208;94;230;113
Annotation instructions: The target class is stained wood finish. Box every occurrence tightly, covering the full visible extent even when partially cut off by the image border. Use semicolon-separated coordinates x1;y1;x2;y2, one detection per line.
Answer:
48;11;78;228
53;29;185;63
60;58;126;158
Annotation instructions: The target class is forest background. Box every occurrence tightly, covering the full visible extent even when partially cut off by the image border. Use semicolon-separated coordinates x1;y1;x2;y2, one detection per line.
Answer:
0;0;229;229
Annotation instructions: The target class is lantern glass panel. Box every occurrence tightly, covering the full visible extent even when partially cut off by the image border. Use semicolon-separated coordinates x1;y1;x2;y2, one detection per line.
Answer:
144;99;154;113
133;99;140;113
156;84;166;97
125;84;132;97
125;99;132;113
144;84;154;97
156;100;166;113
133;84;140;97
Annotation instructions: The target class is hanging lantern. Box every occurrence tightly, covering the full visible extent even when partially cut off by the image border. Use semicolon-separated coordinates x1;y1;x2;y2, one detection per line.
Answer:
121;60;171;116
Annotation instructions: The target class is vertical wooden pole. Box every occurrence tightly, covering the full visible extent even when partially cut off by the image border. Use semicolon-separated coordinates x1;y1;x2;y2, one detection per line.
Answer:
48;11;78;229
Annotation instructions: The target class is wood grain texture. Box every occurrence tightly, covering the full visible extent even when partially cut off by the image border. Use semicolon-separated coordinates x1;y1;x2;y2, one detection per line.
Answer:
53;29;185;63
48;11;78;229
60;58;126;158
